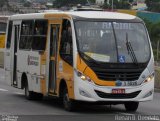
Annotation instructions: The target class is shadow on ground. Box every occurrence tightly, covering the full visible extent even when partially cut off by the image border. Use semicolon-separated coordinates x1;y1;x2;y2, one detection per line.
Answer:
13;93;130;114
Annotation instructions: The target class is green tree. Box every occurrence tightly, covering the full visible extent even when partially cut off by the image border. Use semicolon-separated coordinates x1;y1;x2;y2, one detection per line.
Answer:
142;19;152;36
145;0;160;12
53;0;96;8
0;0;8;8
102;3;111;9
150;22;160;60
24;1;31;7
89;0;96;4
103;0;131;9
53;0;89;8
151;23;160;43
142;18;160;60
129;0;133;2
19;0;25;3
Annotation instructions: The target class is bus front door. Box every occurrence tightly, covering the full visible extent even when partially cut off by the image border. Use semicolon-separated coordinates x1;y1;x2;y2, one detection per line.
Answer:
48;24;60;93
11;21;21;87
12;23;20;87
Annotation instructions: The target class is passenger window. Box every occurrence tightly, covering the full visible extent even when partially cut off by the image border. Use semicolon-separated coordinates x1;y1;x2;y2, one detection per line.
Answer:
32;20;48;51
19;20;33;50
19;20;48;51
6;21;13;49
60;20;73;66
34;20;47;35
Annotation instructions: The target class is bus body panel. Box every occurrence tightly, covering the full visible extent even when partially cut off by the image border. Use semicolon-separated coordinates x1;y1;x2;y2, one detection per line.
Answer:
17;50;41;92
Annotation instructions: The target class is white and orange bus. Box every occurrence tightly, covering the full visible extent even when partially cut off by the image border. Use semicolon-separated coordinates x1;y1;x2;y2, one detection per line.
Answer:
5;11;154;111
0;16;8;68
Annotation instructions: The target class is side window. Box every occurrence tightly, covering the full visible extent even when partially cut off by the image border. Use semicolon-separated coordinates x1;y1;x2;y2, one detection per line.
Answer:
60;19;73;66
32;20;48;51
6;21;13;49
19;20;33;50
0;22;7;32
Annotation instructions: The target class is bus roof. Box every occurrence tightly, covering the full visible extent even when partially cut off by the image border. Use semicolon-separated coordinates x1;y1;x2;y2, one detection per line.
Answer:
9;11;137;21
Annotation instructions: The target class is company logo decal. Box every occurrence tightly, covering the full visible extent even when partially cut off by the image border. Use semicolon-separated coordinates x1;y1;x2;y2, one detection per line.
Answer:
115;80;122;86
28;55;39;66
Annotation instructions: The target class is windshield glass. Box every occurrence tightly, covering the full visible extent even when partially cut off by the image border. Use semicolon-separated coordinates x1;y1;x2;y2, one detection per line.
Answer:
75;21;150;63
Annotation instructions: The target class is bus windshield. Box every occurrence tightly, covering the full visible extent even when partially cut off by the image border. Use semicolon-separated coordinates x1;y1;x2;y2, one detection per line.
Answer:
75;21;150;63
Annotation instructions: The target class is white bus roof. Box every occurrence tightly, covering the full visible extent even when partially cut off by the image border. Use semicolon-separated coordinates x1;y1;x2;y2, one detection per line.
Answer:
9;11;136;20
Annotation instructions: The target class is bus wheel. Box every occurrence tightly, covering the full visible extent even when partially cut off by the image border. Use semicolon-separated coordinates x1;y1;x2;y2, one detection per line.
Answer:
124;102;139;112
34;93;43;100
24;82;34;100
63;87;75;111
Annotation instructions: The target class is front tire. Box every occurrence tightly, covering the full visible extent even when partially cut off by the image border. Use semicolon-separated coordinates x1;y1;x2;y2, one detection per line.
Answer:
124;102;139;112
63;87;75;111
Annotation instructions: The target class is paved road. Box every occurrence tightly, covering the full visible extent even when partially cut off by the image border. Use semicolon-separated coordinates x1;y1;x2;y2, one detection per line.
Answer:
0;69;160;121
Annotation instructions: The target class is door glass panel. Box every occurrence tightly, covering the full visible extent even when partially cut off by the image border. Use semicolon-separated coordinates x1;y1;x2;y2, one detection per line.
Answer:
49;24;59;92
13;25;20;85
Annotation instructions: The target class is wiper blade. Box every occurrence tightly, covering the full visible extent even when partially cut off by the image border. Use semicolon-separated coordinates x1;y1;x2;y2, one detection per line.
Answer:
125;33;138;64
78;51;100;65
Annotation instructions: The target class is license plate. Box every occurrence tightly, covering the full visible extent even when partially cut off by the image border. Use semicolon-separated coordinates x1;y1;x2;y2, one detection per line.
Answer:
112;89;125;94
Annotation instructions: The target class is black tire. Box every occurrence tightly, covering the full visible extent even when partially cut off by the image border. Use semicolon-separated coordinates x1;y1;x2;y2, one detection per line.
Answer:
124;102;139;112
34;93;43;100
25;82;43;100
24;81;34;100
63;87;75;111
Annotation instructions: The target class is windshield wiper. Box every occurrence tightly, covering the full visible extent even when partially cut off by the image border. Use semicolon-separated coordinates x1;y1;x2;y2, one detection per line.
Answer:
78;51;100;65
125;33;138;64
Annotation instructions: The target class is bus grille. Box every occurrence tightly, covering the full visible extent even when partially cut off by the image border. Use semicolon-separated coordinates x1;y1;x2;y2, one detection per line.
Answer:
95;90;141;99
93;68;143;81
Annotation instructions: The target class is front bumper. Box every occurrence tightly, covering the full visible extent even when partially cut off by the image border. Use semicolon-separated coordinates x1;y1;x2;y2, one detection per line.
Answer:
74;75;154;102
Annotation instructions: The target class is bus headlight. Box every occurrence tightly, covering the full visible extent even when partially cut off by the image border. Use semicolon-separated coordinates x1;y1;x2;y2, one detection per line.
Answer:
143;73;154;84
76;70;94;84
